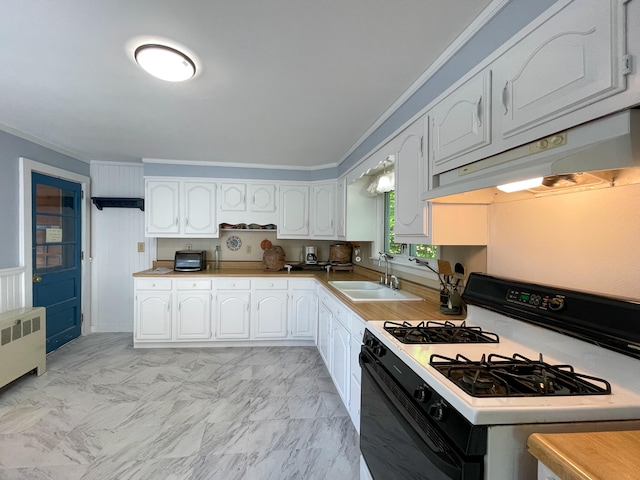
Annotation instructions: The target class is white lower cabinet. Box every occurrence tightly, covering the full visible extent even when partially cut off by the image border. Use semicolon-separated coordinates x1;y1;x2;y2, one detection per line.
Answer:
214;278;251;340
331;314;351;407
317;287;366;430
289;280;317;339
135;291;172;341
253;291;288;338
175;279;213;341
317;302;331;366
349;315;366;432
176;292;212;340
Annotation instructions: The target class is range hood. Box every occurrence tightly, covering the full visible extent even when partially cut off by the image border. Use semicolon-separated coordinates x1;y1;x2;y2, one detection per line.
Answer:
425;109;640;204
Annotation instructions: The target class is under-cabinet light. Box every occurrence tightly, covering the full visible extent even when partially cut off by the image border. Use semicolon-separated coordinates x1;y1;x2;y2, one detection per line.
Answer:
496;177;543;193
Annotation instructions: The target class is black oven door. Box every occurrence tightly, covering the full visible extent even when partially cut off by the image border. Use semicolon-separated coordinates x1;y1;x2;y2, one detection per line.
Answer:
360;351;483;480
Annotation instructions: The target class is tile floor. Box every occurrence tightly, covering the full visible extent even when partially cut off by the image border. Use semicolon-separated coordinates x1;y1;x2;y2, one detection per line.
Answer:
0;334;360;479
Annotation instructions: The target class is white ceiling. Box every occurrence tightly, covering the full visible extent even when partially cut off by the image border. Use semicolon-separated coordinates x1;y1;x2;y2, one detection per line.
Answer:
0;1;492;168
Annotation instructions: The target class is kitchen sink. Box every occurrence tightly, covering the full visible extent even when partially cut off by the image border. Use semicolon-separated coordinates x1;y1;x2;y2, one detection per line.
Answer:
328;281;423;302
328;281;384;290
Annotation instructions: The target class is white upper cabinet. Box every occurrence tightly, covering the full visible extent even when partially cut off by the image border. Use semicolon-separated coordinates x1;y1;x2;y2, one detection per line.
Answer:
394;115;429;242
183;181;218;236
493;0;627;140
311;182;336;238
219;183;247;212
335;177;346;240
430;70;492;175
278;184;310;238
250;183;277;212
145;178;217;238
145;180;180;235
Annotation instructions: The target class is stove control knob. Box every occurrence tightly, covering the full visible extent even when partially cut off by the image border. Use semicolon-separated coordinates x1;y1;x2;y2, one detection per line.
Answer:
364;337;375;348
413;385;431;403
372;344;385;357
429;400;448;421
548;297;565;311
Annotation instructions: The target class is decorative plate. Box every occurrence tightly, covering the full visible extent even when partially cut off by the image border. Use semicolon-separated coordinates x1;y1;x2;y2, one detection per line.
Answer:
226;235;242;251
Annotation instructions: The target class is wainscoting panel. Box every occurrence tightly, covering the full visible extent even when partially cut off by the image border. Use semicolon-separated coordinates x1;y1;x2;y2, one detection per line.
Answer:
0;268;26;313
90;162;153;332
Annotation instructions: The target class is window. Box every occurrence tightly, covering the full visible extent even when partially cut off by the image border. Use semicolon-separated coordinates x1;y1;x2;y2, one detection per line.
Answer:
384;190;437;258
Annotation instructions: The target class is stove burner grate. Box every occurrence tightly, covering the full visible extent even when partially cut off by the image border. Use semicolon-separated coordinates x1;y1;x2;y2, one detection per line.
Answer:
383;320;499;344
430;353;612;397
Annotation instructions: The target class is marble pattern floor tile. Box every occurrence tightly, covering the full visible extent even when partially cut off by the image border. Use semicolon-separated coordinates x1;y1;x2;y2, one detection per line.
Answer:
0;333;359;479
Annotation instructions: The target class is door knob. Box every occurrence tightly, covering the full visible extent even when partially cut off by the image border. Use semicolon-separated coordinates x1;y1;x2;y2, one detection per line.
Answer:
32;275;42;283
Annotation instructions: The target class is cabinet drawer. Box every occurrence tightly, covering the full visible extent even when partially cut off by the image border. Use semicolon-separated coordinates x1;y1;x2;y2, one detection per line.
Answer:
291;279;317;291
254;278;288;290
176;279;212;291
135;278;172;291
216;278;251;290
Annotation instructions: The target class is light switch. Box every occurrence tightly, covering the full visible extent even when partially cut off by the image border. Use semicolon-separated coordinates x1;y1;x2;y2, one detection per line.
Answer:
137;242;145;253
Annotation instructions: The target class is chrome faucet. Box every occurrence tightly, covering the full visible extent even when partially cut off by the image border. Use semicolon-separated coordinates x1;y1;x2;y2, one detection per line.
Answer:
378;252;394;286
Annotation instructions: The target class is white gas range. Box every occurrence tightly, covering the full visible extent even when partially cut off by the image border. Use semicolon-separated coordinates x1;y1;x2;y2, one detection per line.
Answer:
359;273;640;480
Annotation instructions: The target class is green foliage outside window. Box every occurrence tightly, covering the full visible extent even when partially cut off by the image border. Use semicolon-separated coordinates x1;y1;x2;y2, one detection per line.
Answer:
385;190;437;258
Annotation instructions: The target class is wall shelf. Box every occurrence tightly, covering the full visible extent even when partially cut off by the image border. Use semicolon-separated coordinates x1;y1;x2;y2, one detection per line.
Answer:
91;197;145;211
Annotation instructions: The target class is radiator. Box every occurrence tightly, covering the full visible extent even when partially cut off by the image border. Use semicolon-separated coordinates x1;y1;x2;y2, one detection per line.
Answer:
0;307;46;389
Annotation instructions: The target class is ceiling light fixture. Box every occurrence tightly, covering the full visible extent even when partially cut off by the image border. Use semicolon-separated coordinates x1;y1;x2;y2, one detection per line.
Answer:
496;177;544;193
134;44;196;82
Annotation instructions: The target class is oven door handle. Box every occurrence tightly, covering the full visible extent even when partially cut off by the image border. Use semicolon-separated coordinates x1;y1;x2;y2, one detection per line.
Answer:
360;351;472;478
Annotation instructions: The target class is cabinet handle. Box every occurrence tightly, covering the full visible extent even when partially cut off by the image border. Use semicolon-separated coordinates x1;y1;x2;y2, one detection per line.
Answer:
175;217;179;226
502;81;509;115
476;96;483;127
185;218;189;226
252;193;256;205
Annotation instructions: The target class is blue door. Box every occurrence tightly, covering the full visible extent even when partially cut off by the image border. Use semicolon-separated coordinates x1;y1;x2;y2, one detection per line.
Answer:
32;172;82;353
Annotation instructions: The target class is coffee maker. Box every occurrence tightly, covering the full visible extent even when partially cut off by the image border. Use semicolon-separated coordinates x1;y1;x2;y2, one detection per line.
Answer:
304;246;317;264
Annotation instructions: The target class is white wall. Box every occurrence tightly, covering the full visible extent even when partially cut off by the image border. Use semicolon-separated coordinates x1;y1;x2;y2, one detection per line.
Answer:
90;162;153;332
488;183;640;299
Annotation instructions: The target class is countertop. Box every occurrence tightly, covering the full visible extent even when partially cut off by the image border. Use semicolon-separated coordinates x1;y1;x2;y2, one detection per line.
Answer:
527;431;640;480
133;262;465;322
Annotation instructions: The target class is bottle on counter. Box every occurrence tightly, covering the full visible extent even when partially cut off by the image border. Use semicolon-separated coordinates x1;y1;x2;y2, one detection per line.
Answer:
214;245;220;269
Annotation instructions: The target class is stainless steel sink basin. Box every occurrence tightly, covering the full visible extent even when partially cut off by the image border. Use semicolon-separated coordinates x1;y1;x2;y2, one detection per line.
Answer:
328;281;423;302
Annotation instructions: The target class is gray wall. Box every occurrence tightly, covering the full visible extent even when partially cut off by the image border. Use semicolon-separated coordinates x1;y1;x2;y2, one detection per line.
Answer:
0;131;89;268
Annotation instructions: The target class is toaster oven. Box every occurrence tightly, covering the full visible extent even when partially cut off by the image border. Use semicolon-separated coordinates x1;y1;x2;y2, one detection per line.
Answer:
173;250;207;272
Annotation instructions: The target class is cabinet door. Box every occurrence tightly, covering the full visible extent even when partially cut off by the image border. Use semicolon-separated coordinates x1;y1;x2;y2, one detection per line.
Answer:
349;373;361;432
278;185;310;237
290;291;317;339
176;292;212;340
311;183;336;238
430;70;491;175
317;302;331;368
145;180;180;235
183;182;218;236
215;292;250;339
335;177;347;240
394;116;429;241
331;318;350;406
252;291;288;338
219;183;247;212
250;183;277;212
494;0;626;140
135;292;172;340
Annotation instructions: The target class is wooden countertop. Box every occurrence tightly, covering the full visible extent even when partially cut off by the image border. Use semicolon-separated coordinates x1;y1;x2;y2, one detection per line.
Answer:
528;431;640;480
134;262;465;322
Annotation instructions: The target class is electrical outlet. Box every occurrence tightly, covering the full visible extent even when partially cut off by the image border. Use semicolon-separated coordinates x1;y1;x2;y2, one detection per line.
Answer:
247;245;252;253
137;242;145;253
